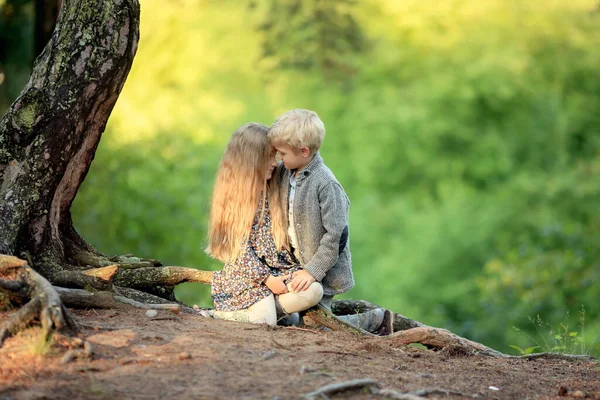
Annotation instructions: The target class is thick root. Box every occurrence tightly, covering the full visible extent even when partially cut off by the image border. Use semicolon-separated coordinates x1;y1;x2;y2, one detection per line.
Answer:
0;255;27;272
0;257;78;348
114;266;213;289
82;265;119;281
331;299;424;332
388;326;507;357
55;286;192;314
303;304;374;336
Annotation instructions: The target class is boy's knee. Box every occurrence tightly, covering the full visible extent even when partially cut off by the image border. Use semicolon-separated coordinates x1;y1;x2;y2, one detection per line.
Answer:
305;282;323;306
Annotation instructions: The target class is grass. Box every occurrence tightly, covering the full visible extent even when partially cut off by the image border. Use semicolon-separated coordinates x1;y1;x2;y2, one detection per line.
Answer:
26;328;54;356
511;306;596;356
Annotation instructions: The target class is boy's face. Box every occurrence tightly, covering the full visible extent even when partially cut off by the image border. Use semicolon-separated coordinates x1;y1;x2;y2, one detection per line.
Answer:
273;143;311;171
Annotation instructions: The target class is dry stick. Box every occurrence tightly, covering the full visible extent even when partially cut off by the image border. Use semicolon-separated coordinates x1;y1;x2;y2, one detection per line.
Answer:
270;333;292;350
515;352;597;362
303;378;381;399
286;326;321;334
316;350;361;357
408;388;482;398
373;389;423;400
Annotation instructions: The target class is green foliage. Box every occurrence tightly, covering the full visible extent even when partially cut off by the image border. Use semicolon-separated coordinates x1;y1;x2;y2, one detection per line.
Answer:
511;308;595;356
2;0;600;355
256;0;366;77
0;0;35;111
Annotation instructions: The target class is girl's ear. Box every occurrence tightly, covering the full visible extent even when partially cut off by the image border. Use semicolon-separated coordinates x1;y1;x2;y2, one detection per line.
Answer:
300;147;311;157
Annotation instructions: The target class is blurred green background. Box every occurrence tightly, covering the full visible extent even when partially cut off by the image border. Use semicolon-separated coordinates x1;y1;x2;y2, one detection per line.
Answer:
2;0;599;355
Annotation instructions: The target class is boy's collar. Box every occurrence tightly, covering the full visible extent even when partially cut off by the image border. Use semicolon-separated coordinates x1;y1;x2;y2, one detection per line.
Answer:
294;152;322;179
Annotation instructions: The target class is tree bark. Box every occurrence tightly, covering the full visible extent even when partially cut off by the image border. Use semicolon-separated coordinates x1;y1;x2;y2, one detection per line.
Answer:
0;0;139;273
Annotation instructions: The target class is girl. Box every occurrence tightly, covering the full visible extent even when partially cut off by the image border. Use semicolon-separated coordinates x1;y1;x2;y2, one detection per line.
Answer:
206;123;323;326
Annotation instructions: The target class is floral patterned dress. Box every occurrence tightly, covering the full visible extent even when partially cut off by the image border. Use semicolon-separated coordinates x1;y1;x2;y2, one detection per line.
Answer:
211;195;300;312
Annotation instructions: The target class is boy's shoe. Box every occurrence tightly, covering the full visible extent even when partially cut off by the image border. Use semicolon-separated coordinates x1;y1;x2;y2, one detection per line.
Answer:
279;312;301;327
376;310;395;336
338;308;385;332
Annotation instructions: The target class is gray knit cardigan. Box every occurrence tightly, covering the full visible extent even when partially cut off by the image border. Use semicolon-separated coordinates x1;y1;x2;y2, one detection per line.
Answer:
277;153;354;296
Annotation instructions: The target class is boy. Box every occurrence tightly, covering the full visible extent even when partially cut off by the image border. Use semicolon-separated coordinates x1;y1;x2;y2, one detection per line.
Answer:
268;109;354;309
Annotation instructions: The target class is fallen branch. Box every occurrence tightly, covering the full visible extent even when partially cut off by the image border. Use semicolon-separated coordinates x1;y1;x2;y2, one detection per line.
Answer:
303;378;381;399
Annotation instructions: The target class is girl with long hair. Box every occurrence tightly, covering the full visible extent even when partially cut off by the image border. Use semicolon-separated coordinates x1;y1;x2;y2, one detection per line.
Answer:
207;123;323;326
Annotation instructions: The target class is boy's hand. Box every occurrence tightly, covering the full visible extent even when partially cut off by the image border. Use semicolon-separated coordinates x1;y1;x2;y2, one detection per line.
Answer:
290;270;316;292
265;275;288;295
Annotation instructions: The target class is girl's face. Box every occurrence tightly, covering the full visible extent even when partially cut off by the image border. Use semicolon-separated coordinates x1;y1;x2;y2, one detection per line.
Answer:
265;147;278;180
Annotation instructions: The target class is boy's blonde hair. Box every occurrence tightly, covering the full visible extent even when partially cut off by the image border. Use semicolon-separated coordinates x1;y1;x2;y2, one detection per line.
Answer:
268;109;326;153
206;123;289;262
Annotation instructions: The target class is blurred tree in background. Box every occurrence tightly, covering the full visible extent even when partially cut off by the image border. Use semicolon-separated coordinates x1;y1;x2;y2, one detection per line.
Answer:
1;0;599;355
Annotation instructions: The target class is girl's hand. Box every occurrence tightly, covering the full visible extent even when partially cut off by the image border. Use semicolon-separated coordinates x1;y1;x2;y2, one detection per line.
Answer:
265;275;288;295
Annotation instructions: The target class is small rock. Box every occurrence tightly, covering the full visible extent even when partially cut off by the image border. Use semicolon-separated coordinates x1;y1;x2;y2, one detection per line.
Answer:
572;390;585;398
179;352;192;360
145;309;158;318
262;349;277;360
192;304;200;310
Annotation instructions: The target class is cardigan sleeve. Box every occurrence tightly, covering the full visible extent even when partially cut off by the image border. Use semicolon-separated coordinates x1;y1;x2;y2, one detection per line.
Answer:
302;182;349;281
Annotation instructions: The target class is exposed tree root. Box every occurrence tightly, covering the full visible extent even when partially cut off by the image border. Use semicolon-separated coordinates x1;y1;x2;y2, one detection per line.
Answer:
332;299;425;331
2;256;596;362
82;265;119;281
55;286;190;314
114;266;213;289
0;256;27;272
303;378;380;399
376;387;482;399
303;304;374;336
0;254;206;347
50;269;112;290
0;258;78;347
388;326;507;357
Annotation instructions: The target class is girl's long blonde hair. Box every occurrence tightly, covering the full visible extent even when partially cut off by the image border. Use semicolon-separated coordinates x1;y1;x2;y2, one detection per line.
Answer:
206;123;289;262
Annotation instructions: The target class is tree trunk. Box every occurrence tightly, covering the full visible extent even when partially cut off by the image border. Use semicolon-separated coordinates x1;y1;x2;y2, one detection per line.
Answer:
0;0;208;346
0;0;139;271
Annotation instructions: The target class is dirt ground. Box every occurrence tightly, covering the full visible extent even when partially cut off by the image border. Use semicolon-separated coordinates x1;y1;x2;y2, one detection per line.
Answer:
0;307;598;400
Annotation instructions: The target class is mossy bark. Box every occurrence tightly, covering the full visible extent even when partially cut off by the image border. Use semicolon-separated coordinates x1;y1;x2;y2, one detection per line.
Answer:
0;0;140;274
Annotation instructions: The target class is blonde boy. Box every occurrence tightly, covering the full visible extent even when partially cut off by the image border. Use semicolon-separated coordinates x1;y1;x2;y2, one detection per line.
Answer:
269;109;354;308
